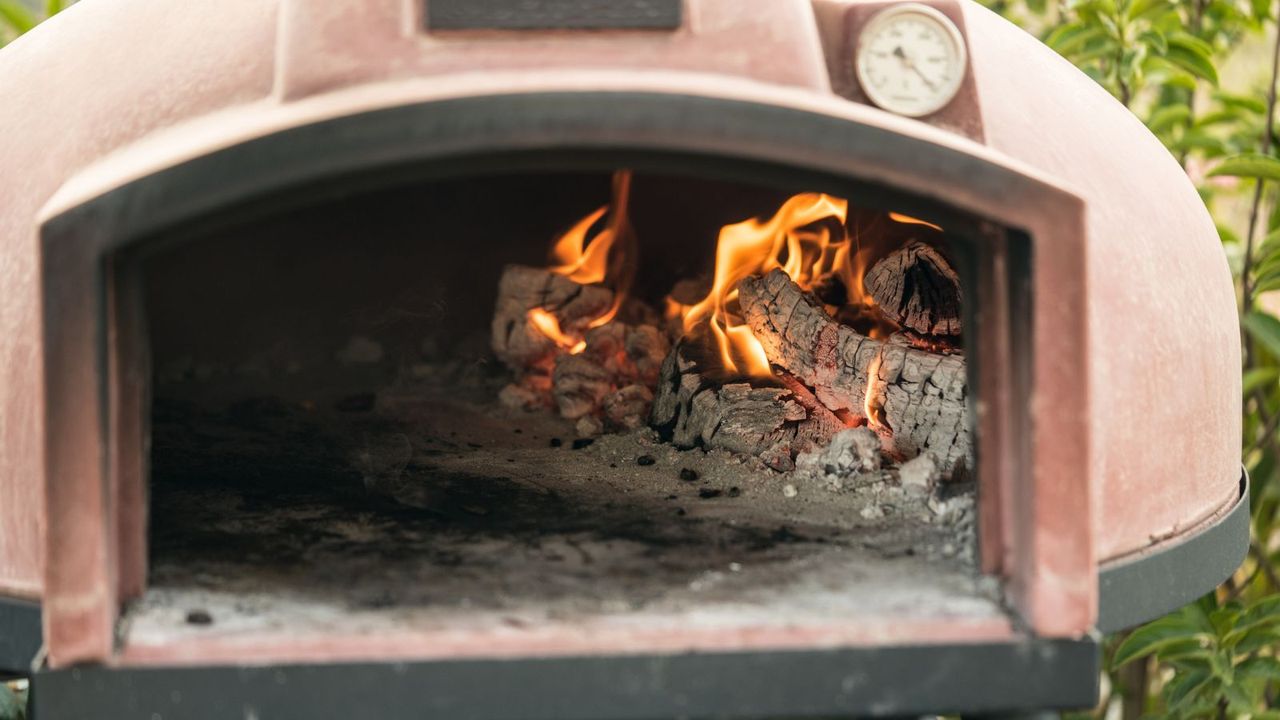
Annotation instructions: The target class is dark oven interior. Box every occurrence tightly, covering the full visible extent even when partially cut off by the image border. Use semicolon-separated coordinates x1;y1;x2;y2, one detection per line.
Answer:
124;167;1002;650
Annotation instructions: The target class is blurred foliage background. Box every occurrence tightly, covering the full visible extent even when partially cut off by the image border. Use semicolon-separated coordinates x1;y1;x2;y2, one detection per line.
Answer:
2;0;1280;717
0;0;67;47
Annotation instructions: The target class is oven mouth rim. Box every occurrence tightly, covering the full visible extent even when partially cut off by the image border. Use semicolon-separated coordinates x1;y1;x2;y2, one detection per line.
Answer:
34;89;1094;668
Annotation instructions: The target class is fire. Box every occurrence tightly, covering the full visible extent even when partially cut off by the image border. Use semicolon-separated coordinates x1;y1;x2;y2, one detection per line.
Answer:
676;193;889;378
889;212;942;232
864;349;885;430
527;171;635;350
527;308;586;355
526;175;937;411
549;206;611;284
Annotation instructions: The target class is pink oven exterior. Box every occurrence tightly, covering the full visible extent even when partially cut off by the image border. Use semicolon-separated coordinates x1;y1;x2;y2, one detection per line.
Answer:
0;0;1241;671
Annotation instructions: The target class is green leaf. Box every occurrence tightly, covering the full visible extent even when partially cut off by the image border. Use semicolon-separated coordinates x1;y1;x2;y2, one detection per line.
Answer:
1210;153;1280;181
1163;71;1203;92
1074;41;1121;66
1222;681;1257;713
1252;253;1280;285
1147;103;1192;132
1223;595;1280;646
1210;604;1243;636
1138;27;1168;54
1195;109;1244;128
1261;227;1280;256
1124;0;1168;21
1237;656;1280;683
1162;39;1220;85
44;0;63;16
1234;627;1280;654
1154;636;1216;664
1213;91;1267;115
1046;22;1111;55
1168;31;1215;57
0;0;37;33
1243;312;1280;359
1113;614;1212;668
1243;368;1280;397
1251;267;1280;295
1172;129;1228;155
1164;667;1215;710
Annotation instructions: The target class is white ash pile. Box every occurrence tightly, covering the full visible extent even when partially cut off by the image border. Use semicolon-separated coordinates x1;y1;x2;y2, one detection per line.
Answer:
794;426;885;490
792;427;976;560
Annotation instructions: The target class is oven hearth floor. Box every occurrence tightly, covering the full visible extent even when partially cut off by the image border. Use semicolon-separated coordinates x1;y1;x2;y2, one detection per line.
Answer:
122;373;1007;664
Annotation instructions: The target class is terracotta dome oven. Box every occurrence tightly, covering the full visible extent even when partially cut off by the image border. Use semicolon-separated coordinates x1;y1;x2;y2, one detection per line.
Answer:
0;0;1246;717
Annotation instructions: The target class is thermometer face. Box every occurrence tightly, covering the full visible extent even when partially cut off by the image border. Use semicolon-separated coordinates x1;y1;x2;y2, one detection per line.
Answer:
855;4;968;118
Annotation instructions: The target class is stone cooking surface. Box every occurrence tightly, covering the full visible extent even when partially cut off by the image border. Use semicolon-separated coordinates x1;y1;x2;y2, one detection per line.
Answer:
124;368;998;653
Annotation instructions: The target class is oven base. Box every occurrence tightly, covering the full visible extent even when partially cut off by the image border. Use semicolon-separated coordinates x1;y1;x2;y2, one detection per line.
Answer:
0;597;39;676
29;638;1100;719
1097;470;1250;633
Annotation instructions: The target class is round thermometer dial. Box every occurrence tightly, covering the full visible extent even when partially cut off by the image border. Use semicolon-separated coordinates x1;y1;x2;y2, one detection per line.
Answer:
855;4;968;118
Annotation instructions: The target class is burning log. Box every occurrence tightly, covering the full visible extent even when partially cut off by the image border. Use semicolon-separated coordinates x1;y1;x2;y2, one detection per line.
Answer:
490;171;663;430
650;341;844;471
863;240;963;336
490;265;613;369
491;264;668;430
738;269;971;478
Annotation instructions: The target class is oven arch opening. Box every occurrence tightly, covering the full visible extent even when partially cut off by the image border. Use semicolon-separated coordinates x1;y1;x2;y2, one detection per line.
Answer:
38;91;1088;672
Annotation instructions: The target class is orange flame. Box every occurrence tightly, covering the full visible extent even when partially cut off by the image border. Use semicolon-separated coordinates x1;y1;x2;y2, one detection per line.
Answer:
864;349;885;430
527;171;635;350
550;207;612;284
888;212;942;232
527;308;586;355
678;193;870;377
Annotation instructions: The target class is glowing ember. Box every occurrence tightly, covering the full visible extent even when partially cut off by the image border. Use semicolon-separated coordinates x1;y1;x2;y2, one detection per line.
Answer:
888;212;942;232
527;308;586;354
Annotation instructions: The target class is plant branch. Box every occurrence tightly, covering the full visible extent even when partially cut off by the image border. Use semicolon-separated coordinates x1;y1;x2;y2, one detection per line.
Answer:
1246;398;1280;456
1240;9;1280;330
1227;559;1265;600
1250;541;1280;591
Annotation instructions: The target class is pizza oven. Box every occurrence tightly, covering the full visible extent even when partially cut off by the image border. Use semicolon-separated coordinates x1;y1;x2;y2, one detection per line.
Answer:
0;0;1246;717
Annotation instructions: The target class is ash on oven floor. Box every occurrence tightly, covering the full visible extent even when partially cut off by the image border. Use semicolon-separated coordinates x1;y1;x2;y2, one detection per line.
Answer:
123;376;996;651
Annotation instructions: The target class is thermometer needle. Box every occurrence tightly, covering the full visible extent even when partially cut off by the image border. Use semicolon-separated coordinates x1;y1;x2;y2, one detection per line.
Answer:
892;46;939;91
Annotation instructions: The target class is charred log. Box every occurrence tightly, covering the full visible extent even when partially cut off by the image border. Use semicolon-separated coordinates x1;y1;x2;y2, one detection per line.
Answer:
739;269;971;478
492;265;668;429
863;240;963;337
650;341;844;471
491;264;613;369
